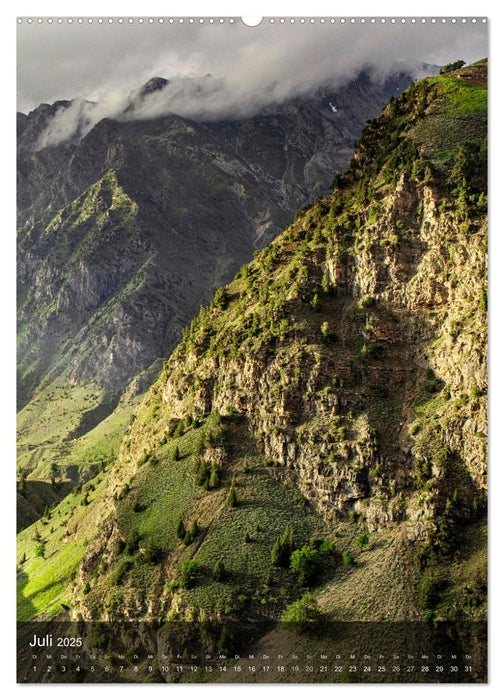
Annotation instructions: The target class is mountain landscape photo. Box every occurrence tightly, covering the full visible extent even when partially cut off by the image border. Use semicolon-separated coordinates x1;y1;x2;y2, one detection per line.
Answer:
16;18;488;684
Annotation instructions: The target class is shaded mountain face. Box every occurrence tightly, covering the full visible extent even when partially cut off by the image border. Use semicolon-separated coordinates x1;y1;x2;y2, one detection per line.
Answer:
17;61;487;638
17;68;423;479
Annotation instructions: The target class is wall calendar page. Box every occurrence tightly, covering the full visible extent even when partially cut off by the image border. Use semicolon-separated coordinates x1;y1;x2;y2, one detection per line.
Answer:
16;14;488;684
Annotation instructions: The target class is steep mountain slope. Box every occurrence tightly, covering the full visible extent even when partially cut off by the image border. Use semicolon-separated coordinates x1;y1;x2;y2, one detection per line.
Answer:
17;61;487;649
17;69;424;482
16;477;73;532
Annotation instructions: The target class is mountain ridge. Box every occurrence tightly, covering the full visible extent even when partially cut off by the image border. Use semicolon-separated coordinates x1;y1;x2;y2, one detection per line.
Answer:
17;61;487;639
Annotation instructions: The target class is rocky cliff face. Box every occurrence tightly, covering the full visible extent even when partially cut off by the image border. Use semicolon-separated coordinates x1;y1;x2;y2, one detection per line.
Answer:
120;60;487;566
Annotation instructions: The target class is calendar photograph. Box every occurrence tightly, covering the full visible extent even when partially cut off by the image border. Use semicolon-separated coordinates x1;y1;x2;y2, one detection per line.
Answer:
16;15;488;683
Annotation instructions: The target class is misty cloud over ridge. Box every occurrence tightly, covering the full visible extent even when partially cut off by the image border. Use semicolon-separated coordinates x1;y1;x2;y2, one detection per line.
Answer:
34;65;419;149
18;19;487;148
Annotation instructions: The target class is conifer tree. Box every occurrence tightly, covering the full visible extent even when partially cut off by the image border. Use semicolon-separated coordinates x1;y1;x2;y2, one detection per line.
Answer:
271;525;294;567
195;458;207;486
209;463;219;489
227;486;238;508
212;560;226;581
176;519;186;540
189;520;199;539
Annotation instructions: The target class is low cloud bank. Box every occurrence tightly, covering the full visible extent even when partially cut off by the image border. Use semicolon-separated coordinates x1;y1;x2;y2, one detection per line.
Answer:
18;21;486;149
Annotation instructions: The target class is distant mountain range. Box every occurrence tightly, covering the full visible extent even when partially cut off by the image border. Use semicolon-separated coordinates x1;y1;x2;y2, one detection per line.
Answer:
17;65;435;483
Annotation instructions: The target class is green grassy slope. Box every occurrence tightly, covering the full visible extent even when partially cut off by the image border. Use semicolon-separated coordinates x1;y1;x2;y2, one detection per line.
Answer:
17;376;145;480
17;414;339;623
17;467;110;621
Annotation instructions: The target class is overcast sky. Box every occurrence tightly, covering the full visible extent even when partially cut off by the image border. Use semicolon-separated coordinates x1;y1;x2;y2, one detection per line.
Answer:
17;18;488;112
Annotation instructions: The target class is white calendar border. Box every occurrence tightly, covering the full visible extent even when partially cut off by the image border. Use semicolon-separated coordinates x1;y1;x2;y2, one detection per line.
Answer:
3;1;501;697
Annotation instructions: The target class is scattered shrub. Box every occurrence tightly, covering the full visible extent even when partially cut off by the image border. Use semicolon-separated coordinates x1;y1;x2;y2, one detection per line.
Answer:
173;421;184;439
320;321;333;341
180;560;200;588
213;287;228;310
319;540;336;556
361;342;384;360
34;542;46;559
290;546;320;586
359;295;376;309
356;533;369;550
143;539;162;564
342;551;354;567
281;593;321;631
195;458;208;486
418;573;447;612
111;560;132;586
125;528;140;555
